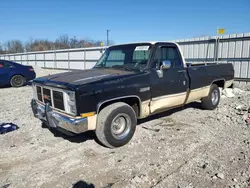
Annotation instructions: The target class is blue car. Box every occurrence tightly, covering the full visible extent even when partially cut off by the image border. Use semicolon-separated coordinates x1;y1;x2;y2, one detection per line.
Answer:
0;60;36;87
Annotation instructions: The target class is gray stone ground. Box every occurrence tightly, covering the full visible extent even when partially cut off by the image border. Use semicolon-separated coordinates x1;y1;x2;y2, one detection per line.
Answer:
0;67;250;188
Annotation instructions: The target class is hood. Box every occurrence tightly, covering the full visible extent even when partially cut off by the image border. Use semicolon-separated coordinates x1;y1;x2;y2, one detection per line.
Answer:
33;68;138;88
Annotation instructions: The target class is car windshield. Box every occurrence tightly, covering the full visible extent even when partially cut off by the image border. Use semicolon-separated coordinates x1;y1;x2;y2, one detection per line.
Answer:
94;43;152;71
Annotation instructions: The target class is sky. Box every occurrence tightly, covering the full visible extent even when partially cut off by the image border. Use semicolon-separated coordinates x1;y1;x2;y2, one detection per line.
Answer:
0;0;250;45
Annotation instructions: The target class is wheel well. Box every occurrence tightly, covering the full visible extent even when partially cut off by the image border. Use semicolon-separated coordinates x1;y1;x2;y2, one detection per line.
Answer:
97;97;140;117
212;80;225;88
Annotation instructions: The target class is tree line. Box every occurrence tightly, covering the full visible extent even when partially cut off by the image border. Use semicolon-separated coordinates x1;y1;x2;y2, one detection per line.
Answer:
0;35;109;54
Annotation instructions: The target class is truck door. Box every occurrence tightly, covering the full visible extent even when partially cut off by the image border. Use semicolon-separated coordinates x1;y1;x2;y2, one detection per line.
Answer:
149;44;189;113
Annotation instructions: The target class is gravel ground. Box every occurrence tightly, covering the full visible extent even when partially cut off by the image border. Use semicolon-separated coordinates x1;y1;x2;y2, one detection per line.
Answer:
0;67;250;188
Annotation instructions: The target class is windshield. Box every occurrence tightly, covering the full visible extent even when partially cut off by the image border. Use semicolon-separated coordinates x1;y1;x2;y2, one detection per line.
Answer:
94;43;152;71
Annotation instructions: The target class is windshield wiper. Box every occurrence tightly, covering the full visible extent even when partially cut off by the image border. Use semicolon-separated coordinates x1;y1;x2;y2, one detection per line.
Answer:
94;65;111;69
111;65;133;71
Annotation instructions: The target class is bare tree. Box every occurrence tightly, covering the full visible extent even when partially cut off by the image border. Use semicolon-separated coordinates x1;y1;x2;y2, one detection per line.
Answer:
5;40;24;53
55;35;70;49
69;36;78;48
25;38;34;52
30;39;54;51
0;35;110;54
0;43;4;54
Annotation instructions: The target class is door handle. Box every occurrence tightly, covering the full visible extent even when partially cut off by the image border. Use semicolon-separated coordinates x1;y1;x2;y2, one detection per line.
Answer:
178;70;186;73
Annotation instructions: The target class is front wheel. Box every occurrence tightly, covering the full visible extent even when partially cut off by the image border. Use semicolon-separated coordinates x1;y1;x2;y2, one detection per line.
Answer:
10;75;25;87
201;84;220;110
95;102;137;148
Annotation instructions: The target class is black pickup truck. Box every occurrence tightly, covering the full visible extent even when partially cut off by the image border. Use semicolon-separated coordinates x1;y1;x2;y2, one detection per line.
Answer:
31;42;234;148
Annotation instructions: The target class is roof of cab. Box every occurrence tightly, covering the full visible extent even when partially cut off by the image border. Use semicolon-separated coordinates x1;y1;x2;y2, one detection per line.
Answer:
108;41;178;47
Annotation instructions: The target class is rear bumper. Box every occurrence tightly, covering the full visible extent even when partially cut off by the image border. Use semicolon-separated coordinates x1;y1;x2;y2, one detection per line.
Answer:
31;99;88;134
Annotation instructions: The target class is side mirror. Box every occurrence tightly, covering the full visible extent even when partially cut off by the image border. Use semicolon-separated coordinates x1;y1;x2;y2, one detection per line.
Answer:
160;60;171;70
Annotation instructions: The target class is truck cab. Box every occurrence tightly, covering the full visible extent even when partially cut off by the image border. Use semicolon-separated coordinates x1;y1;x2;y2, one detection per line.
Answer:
31;42;234;148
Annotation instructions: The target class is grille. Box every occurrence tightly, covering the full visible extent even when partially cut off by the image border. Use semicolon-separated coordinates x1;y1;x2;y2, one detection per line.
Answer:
53;90;65;110
37;86;43;102
36;86;65;111
43;88;52;106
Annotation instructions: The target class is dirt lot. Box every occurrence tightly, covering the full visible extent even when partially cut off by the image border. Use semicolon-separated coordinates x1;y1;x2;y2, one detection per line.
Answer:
0;67;250;188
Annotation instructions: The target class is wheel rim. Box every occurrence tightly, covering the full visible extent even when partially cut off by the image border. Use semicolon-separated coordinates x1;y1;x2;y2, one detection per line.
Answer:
111;113;131;140
13;76;23;86
211;89;219;105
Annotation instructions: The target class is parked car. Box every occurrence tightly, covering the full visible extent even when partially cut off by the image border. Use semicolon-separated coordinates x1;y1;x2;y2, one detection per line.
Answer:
30;41;234;148
0;60;36;87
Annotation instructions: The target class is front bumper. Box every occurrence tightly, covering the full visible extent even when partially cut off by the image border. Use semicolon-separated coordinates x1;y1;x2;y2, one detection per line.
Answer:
31;99;88;134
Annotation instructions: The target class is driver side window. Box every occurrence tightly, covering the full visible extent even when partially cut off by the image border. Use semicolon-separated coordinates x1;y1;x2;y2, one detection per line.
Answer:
152;46;182;69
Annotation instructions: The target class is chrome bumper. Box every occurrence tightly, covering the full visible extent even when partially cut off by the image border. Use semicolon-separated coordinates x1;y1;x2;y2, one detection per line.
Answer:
31;99;88;134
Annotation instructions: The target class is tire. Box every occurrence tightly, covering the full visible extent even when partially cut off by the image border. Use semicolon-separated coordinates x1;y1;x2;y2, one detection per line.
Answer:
201;84;220;110
10;75;25;87
95;102;137;148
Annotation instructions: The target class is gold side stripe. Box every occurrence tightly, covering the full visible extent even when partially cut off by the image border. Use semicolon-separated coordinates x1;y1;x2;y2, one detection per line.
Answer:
152;92;187;101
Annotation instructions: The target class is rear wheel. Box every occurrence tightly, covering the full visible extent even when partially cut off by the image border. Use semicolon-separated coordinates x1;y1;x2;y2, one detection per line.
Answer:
201;84;220;110
95;102;137;148
10;75;25;87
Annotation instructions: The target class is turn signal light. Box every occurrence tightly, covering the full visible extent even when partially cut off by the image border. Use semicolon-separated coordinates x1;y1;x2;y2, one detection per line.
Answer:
80;112;95;118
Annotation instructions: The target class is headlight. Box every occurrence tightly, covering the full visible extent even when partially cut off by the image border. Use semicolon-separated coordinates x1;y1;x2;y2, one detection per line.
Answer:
69;105;77;115
66;91;76;115
68;92;75;102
